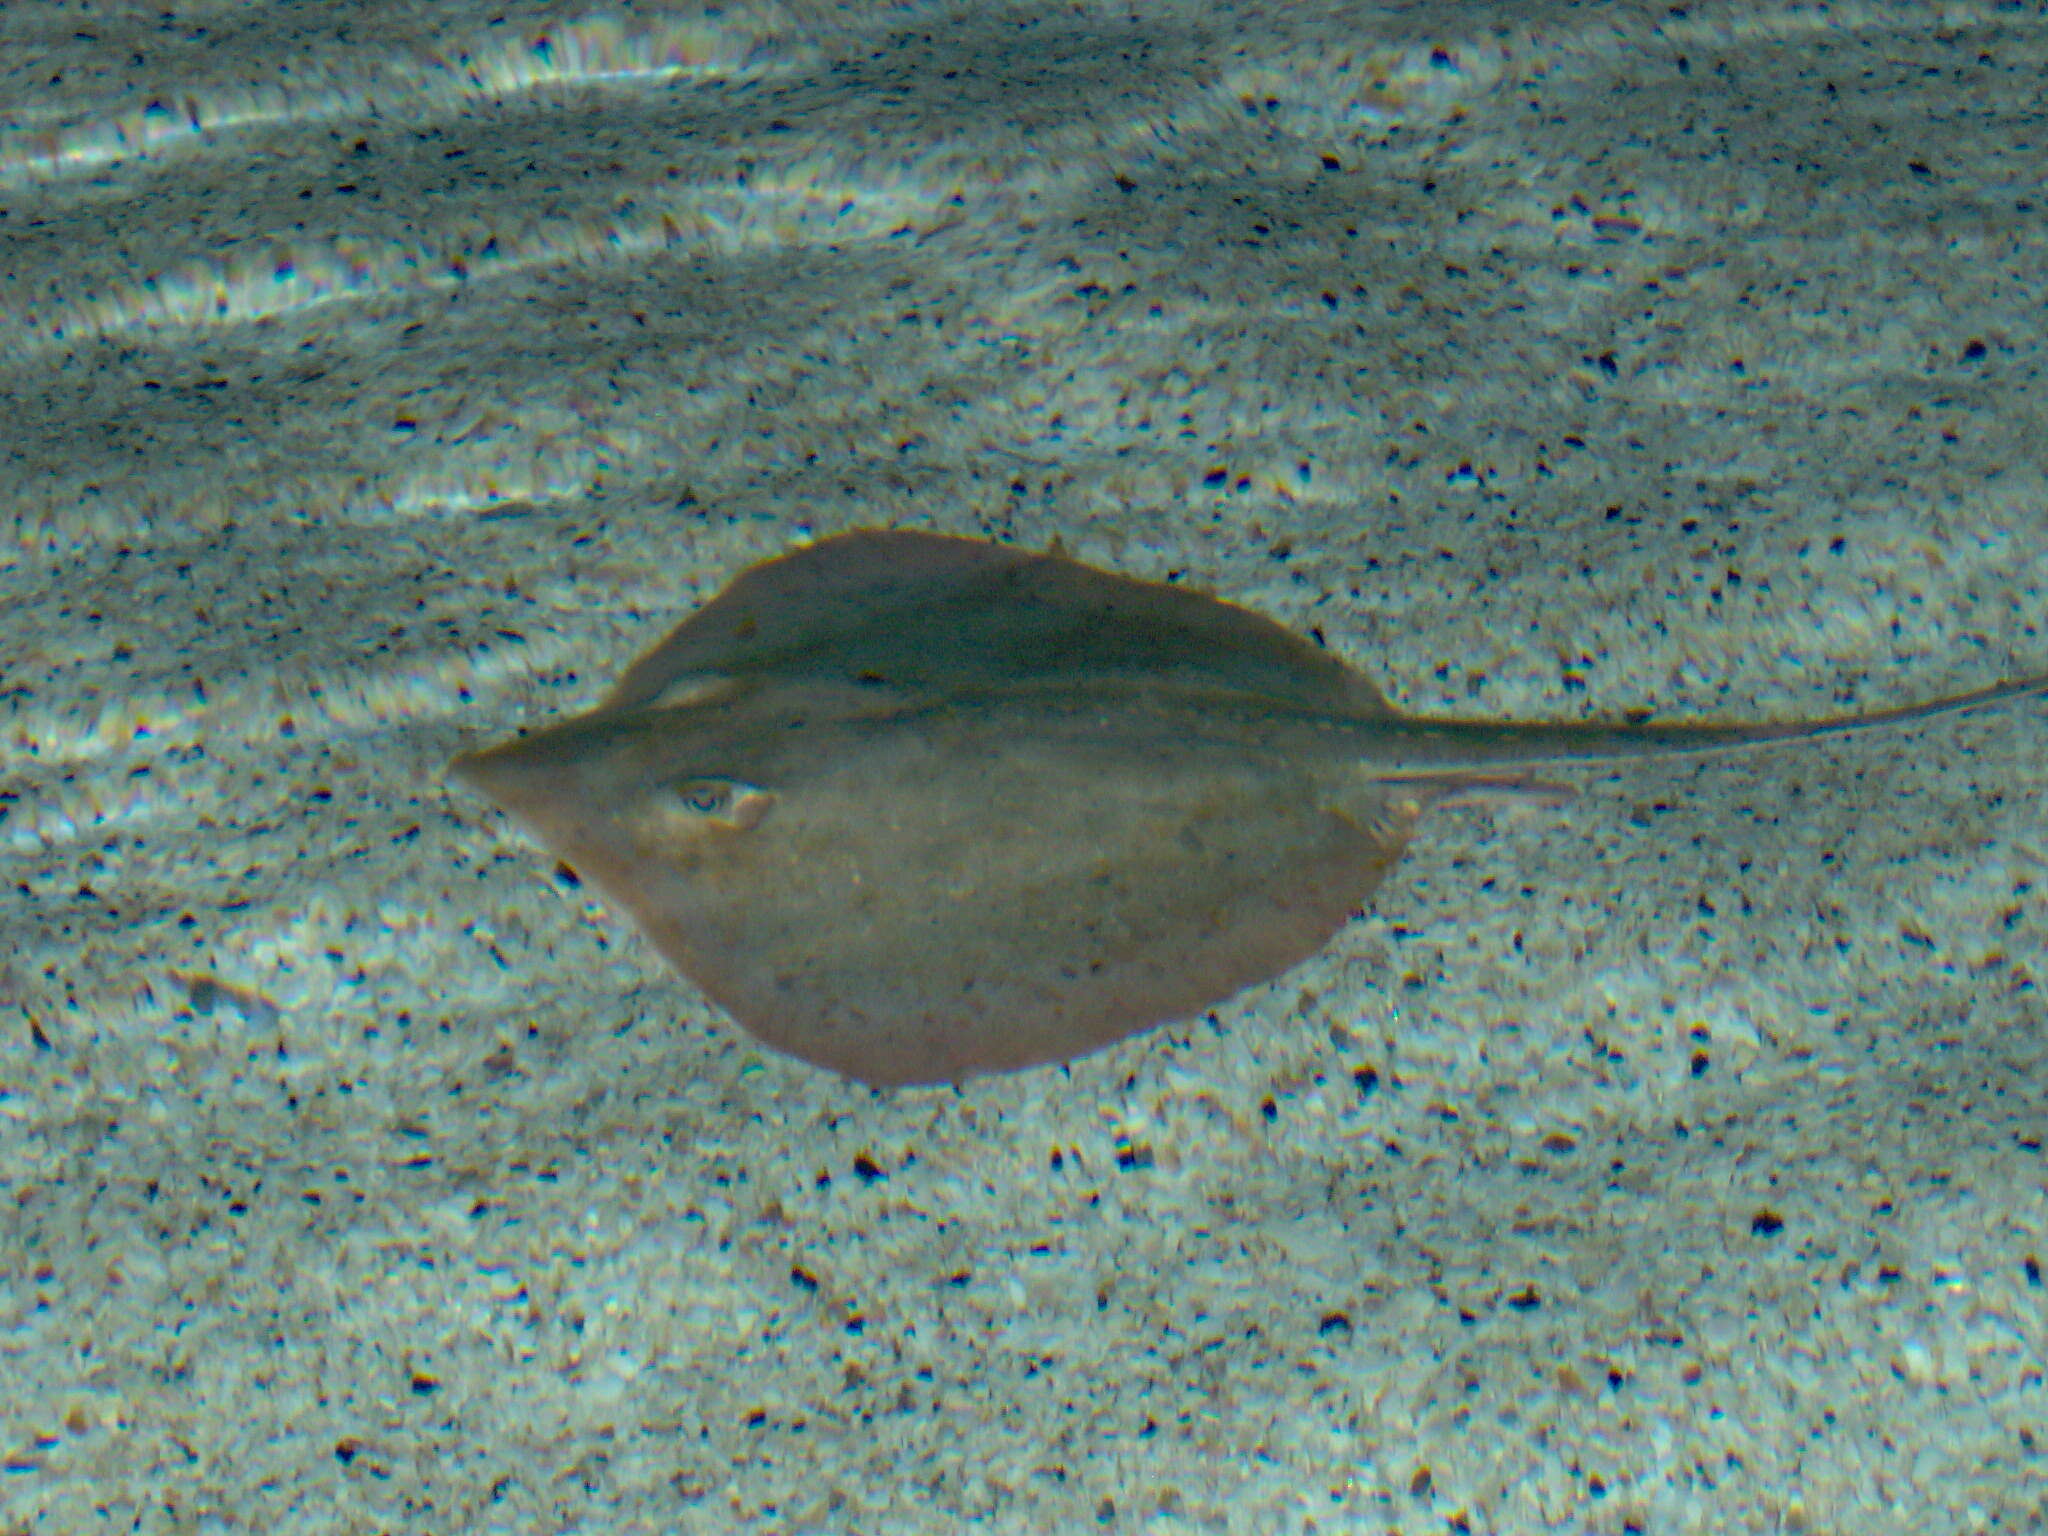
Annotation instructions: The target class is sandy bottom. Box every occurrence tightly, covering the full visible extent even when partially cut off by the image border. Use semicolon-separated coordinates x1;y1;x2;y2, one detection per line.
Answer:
2;0;2043;1530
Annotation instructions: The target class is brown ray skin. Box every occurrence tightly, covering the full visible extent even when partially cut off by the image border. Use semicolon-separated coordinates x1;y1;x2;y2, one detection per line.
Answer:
452;528;2048;1087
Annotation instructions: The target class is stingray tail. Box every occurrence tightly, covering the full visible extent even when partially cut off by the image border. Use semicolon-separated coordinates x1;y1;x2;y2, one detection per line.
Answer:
1357;669;2048;776
1378;771;1579;810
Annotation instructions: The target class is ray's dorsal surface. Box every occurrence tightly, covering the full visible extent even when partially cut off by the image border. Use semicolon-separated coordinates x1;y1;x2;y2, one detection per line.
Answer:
451;527;2048;1087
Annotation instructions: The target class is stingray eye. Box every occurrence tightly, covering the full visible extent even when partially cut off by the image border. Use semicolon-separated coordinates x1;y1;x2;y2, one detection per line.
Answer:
666;776;774;832
675;778;731;817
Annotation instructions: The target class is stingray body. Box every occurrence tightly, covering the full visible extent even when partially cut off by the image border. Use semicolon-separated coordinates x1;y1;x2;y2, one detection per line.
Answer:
452;527;2047;1086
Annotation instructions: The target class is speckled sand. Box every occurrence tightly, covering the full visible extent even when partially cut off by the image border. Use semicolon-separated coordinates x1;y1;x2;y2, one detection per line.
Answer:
2;1;2044;1531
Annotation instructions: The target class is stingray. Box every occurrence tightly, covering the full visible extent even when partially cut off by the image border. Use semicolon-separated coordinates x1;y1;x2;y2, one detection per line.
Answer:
451;527;2047;1087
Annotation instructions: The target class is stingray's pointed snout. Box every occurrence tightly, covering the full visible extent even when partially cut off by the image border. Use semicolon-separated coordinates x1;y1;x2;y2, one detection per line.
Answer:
451;729;668;917
450;731;597;837
449;738;539;809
